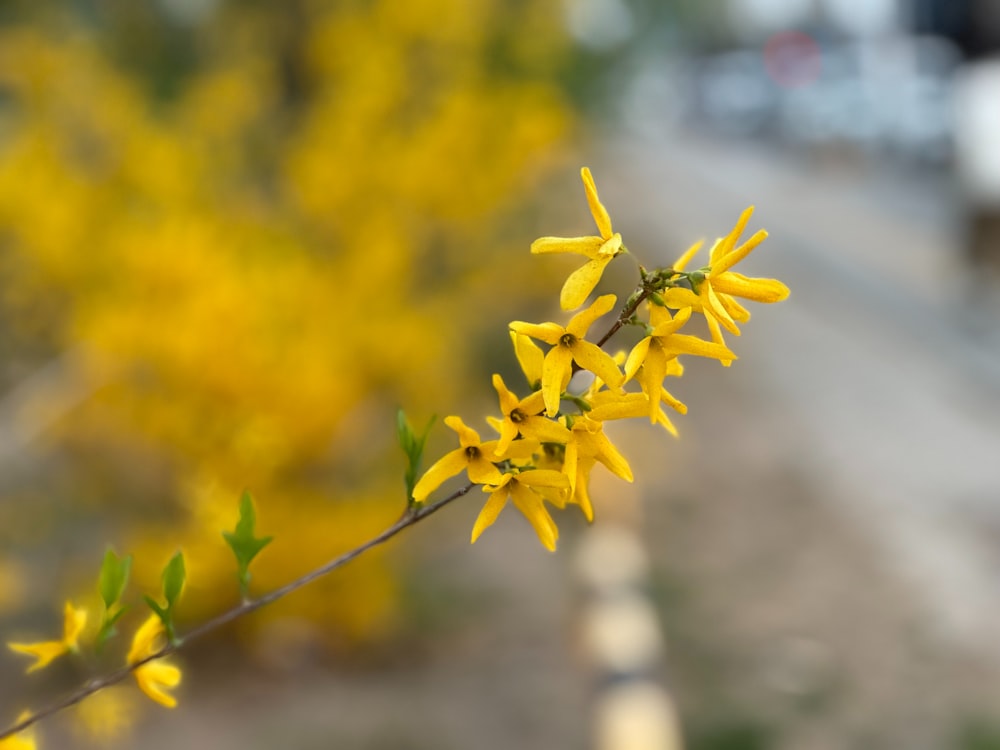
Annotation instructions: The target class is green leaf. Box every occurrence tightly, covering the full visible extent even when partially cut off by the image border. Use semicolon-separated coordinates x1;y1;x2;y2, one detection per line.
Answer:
397;409;414;455
105;606;128;629
96;605;129;649
161;551;186;609
142;595;178;645
222;491;273;595
397;411;435;502
98;547;132;610
143;595;168;623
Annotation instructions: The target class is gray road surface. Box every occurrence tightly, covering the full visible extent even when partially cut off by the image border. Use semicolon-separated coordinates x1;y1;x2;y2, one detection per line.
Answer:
606;130;1000;653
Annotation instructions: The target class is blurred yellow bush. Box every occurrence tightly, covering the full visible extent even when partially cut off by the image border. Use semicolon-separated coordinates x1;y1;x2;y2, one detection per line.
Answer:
0;1;575;651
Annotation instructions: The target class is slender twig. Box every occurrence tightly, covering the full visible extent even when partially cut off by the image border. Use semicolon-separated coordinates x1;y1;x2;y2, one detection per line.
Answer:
0;484;474;741
595;289;652;349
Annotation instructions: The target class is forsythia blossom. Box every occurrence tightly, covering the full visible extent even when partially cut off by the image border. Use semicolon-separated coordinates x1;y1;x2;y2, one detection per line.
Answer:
510;293;624;417
664;206;789;363
412;167;789;550
8;602;87;673
472;470;569;552
126;615;182;709
531;167;625;311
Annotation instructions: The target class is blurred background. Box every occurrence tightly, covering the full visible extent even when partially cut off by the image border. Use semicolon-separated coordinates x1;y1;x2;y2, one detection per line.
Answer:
1;0;1000;748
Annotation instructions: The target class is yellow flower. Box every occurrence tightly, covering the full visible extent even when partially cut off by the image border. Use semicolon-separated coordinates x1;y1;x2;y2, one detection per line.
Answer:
510;294;624;417
624;305;734;421
127;615;181;709
472;469;570;551
0;711;36;750
8;601;87;673
588;390;680;437
412;416;534;502
510;331;544;390
531;167;625;310
565;417;633;486
491;374;571;456
665;207;788;362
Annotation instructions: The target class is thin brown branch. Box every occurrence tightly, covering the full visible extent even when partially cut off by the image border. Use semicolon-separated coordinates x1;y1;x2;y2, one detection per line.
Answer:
0;484;474;741
595;289;651;349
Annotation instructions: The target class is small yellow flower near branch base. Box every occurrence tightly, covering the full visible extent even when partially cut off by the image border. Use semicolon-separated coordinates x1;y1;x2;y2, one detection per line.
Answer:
0;712;36;750
510;294;624;417
8;602;87;673
531;167;625;310
126;615;181;709
472;470;570;551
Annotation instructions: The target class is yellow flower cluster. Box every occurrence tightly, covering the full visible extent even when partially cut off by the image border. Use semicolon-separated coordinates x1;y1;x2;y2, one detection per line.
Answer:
0;0;574;652
413;167;789;550
7;604;180;711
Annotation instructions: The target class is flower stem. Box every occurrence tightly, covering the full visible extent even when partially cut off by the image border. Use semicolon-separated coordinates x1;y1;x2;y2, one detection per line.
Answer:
0;483;474;741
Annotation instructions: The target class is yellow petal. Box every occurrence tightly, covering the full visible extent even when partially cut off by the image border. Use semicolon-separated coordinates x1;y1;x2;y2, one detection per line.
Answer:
712;272;790;303
704;316;733;368
135;661;181;708
567;293;617;336
710;205;754;264
509;321;563;345
662;286;700;310
571;463;596;523
530;235;604;257
661;333;736;362
624;336;651;381
466;456;504;486
516;469;570;489
411;449;467;502
498;438;540;462
444;415;480;448
596;438;633;482
571;339;624;388
712;228;768;274
62;602;87;649
581;167;614;239
588;392;648;421
522;415;572;444
560;257;609;311
717;292;751;323
492;373;519;414
541;346;574;417
0;711;36;750
127;615;165;664
493;418;521;459
671;239;704;272
649;306;692;337
703;283;740;335
471;489;509;544
640;346;668;423
509;482;559;551
510;331;544;389
597;233;623;257
660;385;687;414
8;640;68;673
